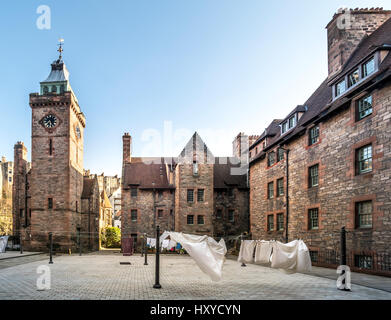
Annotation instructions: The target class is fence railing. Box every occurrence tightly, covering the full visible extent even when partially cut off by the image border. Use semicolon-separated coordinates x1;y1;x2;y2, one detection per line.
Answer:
310;249;391;276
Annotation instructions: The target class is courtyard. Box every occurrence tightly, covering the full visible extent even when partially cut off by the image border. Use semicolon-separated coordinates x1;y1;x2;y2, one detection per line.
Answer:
0;252;390;300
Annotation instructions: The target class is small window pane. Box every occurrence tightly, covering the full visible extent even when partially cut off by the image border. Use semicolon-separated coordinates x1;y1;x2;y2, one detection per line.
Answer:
308;208;319;230
131;187;138;198
131;210;137;222
268;152;275;166
348;69;360;87
277;178;284;196
277;148;284;162
309;125;319;145
309;165;319;187
267;215;274;231
356;201;372;228
277;213;284;231
288;116;296;129
355;255;373;269
356;145;372;174
228;210;234;222
187;189;194;202
357;95;373;120
197;189;204;202
197;215;205;225
268;182;274;199
336;79;346;96
187;215;194;225
363;57;375;78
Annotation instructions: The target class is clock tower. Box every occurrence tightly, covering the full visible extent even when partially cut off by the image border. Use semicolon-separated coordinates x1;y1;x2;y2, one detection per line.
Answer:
26;43;86;251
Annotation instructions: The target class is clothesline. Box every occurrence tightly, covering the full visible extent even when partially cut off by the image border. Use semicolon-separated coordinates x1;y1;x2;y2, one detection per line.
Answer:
238;239;312;274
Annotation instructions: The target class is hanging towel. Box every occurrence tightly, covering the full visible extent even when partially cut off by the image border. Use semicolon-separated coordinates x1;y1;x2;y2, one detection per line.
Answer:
168;240;177;250
254;240;273;264
149;238;156;248
237;240;256;264
296;240;312;273
161;239;170;249
0;236;9;253
168;231;227;282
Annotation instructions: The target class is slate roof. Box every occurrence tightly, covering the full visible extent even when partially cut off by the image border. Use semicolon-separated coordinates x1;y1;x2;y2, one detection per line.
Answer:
41;59;70;83
250;15;391;165
214;157;248;189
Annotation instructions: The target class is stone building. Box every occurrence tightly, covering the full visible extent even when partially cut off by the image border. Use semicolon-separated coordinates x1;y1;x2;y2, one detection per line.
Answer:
0;157;16;234
13;47;100;252
121;132;249;248
248;8;391;271
109;187;121;228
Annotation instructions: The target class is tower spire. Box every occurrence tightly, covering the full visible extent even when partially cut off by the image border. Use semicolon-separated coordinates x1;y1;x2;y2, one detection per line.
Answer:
57;38;64;60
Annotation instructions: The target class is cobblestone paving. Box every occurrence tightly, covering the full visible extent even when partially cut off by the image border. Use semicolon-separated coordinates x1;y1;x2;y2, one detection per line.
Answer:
0;254;390;300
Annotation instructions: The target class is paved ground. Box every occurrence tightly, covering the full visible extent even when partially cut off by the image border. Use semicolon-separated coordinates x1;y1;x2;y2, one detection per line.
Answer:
0;251;43;260
0;252;390;300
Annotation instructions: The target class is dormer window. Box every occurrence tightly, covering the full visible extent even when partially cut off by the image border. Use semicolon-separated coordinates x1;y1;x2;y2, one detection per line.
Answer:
334;55;378;100
281;114;297;134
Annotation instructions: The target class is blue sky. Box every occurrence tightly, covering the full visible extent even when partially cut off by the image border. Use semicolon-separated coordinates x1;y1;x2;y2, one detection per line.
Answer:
1;0;390;176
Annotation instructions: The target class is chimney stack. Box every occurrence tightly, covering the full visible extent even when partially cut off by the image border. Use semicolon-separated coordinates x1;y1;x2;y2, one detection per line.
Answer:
122;133;132;164
326;7;391;78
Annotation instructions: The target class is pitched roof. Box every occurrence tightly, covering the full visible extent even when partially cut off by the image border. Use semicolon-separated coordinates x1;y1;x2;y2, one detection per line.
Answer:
178;132;214;164
101;190;112;208
123;161;172;189
214;157;248;189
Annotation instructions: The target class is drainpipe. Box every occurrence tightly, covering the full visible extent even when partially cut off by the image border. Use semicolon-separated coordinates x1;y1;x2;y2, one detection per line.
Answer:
285;149;290;243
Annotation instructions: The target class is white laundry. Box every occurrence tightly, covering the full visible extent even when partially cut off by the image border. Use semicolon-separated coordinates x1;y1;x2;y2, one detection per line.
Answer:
167;231;227;282
168;240;177;250
254;240;273;264
148;238;156;248
0;236;8;253
161;239;170;249
237;240;256;264
271;240;312;273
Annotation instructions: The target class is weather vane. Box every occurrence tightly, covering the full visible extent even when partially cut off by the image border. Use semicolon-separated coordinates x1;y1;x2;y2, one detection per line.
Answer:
57;38;64;60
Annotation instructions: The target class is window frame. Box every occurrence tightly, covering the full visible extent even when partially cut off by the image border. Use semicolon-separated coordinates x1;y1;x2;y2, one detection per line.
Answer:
308;164;319;188
308;125;319;146
197;189;204;202
308;208;319;230
277;178;284;197
267;151;276;167
228;210;235;222
187;189;194;203
267;214;274;231
277;213;284;231
187;215;194;225
267;181;274;199
130;187;138;198
131;209;138;222
356;144;373;175
355;201;373;229
197;215;205;225
356;95;373;121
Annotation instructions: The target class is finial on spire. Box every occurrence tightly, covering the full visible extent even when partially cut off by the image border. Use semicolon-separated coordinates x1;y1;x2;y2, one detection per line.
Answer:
57;38;64;60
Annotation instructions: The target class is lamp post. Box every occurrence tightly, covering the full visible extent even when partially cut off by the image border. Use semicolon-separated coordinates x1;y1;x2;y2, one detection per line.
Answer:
279;147;290;243
49;232;53;264
153;225;161;289
144;233;148;265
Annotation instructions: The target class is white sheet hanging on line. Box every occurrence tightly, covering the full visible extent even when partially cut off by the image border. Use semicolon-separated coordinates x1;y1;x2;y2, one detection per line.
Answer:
237;240;256;263
0;236;9;253
167;232;227;282
270;240;312;273
254;240;273;265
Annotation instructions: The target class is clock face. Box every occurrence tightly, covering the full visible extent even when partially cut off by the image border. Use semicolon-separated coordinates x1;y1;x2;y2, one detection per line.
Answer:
75;125;81;139
43;114;57;128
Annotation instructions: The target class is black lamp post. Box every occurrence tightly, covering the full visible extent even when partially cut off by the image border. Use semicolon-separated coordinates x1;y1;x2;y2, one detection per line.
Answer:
153;225;161;289
49;232;53;264
144;233;148;265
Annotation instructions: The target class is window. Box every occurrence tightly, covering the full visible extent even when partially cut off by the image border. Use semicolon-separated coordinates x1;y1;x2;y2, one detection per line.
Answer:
277;148;284;162
308;164;319;188
216;209;222;219
131;209;137;222
187;215;194;225
277;178;284;197
268;152;275;167
336;79;346;97
48;198;53;209
354;255;373;269
51;85;57;93
288;116;296;129
309;251;318;263
267;182;274;199
20;209;23;218
348;69;360;87
158;209;163;218
309;125;319;146
193;161;198;175
43;86;48;94
356;145;372;174
362;57;375;78
282;122;288;134
228;210;234;222
197;215;205;225
187;189;194;202
308;208;319;230
197;189;204;202
228;188;234;197
357;95;373;120
9;177;12;182
131;187;137;198
49;138;53;155
158;191;163;200
170;209;173;216
355;201;372;228
277;213;284;231
267;215;274;231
